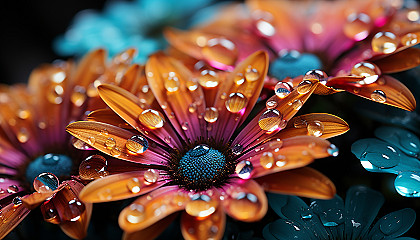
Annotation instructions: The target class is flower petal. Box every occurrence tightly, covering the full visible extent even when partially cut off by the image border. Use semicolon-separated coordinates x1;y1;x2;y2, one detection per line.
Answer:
0;202;31;239
255;167;336;199
119;186;188;233
22;191;56;210
222;179;267;222
373;47;420;73
367;208;416;239
180;203;226;240
122;213;178;240
72;49;107;87
87;109;132;129
66;121;167;164
326;75;416;111
79;171;168;203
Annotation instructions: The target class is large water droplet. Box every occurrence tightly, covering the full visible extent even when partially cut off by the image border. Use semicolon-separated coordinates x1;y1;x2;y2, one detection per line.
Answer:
104;137;116;149
7;185;19;194
307;121;324;137
33;173;59;193
198;69;219;88
204;107;219;123
185;194;217;218
202;38;237;66
63;198;86;222
327;144;339;157
236;160;253;179
296;80;313;94
274;82;292;99
256;16;276;36
289;99;303;110
126;135;149;154
79;155;108;180
164;74;180;92
138;109;165;129
258;109;283;132
351;61;381;85
225;93;248;113
127;177;142;194
245;66;260;82
394;172;420;197
230;192;260;220
344;13;372;41
401;32;418;46
260;152;274;169
303;70;327;81
126;204;145;223
372;32;399;54
371;90;387;103
144;169;158;184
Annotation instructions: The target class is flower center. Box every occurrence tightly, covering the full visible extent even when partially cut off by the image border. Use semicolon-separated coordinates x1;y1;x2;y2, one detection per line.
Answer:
169;144;235;191
26;153;73;184
269;50;323;80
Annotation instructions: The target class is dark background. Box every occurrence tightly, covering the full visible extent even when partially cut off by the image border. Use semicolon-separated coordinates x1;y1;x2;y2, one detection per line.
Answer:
1;0;419;239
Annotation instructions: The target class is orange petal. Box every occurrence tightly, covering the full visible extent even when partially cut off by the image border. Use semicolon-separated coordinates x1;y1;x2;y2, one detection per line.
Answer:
223;179;267;222
122;213;178;240
66;121;166;164
119;186;188;233
326;75;416;111
79;171;167;203
180;203;225;240
373;47;420;73
255;167;336;199
22;191;56;209
275;113;349;139
73;49;107;87
87;109;132;129
0;202;31;239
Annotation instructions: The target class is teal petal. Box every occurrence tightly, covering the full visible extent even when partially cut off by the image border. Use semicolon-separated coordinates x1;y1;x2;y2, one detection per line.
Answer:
310;195;345;239
263;220;313;240
395;172;420;197
368;208;416;240
375;126;420;157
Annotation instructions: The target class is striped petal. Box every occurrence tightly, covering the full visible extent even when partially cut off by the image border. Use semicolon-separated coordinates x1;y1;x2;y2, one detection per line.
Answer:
0;202;31;239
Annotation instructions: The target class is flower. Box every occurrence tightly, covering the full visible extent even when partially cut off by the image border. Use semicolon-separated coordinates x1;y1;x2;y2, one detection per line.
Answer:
352;126;420;197
0;48;141;239
165;0;419;111
263;185;417;240
66;50;350;239
54;0;218;63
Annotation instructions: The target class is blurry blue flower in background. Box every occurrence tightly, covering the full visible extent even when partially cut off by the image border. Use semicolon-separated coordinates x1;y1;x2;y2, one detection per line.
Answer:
264;186;416;240
352;126;420;197
54;0;218;63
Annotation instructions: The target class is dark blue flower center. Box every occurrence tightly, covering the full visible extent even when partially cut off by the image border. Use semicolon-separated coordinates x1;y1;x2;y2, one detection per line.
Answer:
179;144;226;183
26;153;73;184
269;51;322;80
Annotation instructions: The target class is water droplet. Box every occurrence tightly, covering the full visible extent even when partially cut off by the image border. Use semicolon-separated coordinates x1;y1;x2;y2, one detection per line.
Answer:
202;38;237;66
138;109;165;129
110;146;121;157
7;185;19;194
144;169;158;184
296;80;313;94
301;212;313;220
204;107;219;123
13;197;22;206
126;204;145;223
407;10;420;22
79;155;108;180
97;188;112;201
236;160;253;179
344;13;372;41
225;92;248;113
186;79;198;91
289;99;303;110
303;70;327;81
260;152;274;169
256;18;276;36
266;99;278;109
372;31;399;54
371;90;387;103
307;121;324;137
401;32;418;46
294;118;307;128
394;172;420;197
351;61;381;85
327;144;339;157
198;69;218;88
188;103;197;113
72;138;93;150
47;85;64;104
274;82;292;99
230;192;260;220
63;198;85;222
181;122;189;131
17;128;30;143
125;135;149;154
71;86;87;107
231;144;243;155
16;109;30;119
127;177;141;194
33;173;59;193
234;73;245;85
185;194;217;217
164;136;171;144
104;137;116;149
258;109;283;132
245;66;260;82
164;75;180;92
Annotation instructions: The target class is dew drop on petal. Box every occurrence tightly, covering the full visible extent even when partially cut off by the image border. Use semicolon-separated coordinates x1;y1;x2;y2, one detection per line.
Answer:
110;146;122;157
274;82;292;99
16;109;30;120
143;169;158;184
344;13;372;41
13;197;22;206
138;109;165;129
231;144;243;155
230;192;260;220
327;144;339;157
185;194;217;218
47;85;64;104
371;32;399;54
126;204;145;224
258;109;283;131
296;80;313;94
294;118;308;128
289;99;303;110
260;152;274;169
71;86;87;107
33;173;59;193
379;211;403;235
351;61;381;85
125;135;149;154
104;137;116;149
225;92;248;113
266;99;278;109
235;160;253;179
204;107;219;123
394;172;420;197
401;32;418;46
234;73;245;85
245;66;260;82
7;185;19;194
97;188;112;201
303;70;327;81
164;75;180;92
198;69;219;88
87;136;96;145
188;103;197;113
63;198;86;222
186;79;198;91
127;177;142;194
370;90;387;103
17;128;30;143
79;155;108;180
256;16;276;37
307;121;324;137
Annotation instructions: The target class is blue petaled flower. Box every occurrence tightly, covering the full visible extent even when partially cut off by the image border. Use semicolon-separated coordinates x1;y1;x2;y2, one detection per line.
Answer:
263;185;417;240
352;126;420;197
54;0;217;63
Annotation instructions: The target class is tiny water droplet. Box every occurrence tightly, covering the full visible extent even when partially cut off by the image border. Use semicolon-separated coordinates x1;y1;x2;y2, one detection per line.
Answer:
303;70;327;81
188;103;197;113
307;121;324;137
126;204;145;223
127;177;141;194
33;173;59;193
225;92;248;113
105;137;116;149
79;155;108;180
204;107;219;123
182;122;189;131
164;75;180;92
245;66;260;82
143;169;158;184
260;152;274;169
185;194;217;217
16;109;30;120
236;160;253;179
231;144;243;155
125;135;148;154
289;99;303;110
371;90;387;103
266;99;278;109
372;31;399;54
110;146;121;157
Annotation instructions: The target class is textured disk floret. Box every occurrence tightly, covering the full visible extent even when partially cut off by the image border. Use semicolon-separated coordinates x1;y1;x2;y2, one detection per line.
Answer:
26;153;73;184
